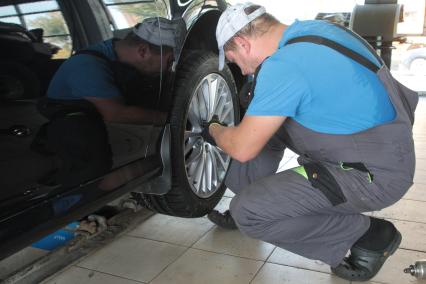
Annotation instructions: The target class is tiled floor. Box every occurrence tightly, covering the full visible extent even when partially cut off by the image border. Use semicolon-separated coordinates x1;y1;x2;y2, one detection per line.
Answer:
43;98;426;284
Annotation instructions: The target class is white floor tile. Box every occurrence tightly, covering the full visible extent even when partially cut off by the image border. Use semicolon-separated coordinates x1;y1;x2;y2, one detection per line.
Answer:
251;263;349;284
150;248;262;284
372;199;426;223
415;134;426;141
77;236;186;283
415;150;426;159
393;220;426;251
283;149;297;159
42;266;142;284
278;158;300;172
403;183;426;202
368;248;426;284
268;248;331;274
127;214;213;247
414;168;426;184
213;196;232;212
193;227;275;260
224;188;235;198
415;158;426;171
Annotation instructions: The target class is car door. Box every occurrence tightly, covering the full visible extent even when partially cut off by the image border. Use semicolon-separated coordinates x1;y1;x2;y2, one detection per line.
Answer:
0;0;170;261
0;0;167;207
0;0;73;213
100;0;168;166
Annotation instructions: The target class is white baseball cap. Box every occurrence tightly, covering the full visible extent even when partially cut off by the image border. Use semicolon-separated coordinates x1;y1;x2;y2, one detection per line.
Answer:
133;17;186;49
216;2;266;70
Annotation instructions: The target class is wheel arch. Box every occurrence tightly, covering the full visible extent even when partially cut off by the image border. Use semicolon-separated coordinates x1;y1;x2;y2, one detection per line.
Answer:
180;10;245;92
140;51;240;217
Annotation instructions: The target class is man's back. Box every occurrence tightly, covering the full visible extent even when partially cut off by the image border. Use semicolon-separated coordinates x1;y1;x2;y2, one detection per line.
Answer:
47;40;120;101
247;20;396;134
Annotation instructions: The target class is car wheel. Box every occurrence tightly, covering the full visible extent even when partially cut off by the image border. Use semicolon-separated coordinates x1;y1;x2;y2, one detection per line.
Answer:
141;51;239;217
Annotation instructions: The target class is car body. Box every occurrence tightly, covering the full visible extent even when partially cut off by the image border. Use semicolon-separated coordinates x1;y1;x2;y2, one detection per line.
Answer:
0;0;245;261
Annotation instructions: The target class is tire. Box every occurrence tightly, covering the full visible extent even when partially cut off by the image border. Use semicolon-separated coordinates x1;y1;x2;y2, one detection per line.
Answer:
141;51;239;217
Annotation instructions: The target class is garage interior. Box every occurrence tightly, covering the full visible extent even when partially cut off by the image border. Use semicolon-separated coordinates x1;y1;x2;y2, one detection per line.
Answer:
1;0;426;283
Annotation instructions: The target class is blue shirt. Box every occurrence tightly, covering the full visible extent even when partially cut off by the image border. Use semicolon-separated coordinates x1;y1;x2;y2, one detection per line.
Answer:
247;20;396;134
47;39;121;100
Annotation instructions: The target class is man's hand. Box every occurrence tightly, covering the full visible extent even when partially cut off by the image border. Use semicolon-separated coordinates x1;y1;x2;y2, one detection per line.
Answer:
201;115;226;146
210;115;287;163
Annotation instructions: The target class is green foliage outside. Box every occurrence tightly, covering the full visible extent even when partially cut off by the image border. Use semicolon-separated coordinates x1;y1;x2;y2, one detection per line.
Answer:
114;3;166;27
28;12;72;58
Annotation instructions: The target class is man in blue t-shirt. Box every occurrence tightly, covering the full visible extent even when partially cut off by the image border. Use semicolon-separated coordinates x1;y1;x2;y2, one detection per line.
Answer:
202;2;416;282
46;17;183;125
38;17;183;186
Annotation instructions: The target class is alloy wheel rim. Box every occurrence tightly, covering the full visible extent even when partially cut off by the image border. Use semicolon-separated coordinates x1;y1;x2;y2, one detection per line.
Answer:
183;73;235;198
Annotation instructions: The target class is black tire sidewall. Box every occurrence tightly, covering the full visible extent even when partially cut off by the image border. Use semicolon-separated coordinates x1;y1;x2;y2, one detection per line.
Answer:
168;51;239;217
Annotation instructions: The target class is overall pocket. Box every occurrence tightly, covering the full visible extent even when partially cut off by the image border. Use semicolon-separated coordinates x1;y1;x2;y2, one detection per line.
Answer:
294;162;347;206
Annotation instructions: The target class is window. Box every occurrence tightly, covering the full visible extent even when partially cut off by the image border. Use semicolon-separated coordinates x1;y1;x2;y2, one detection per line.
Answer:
0;0;72;58
397;0;426;35
0;5;17;17
103;0;166;30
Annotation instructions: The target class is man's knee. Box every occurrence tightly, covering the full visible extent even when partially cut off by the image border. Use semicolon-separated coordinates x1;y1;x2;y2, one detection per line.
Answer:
224;177;241;195
229;190;271;238
229;194;252;234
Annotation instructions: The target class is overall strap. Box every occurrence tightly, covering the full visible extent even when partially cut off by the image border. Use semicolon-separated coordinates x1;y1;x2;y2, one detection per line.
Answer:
332;23;385;66
285;35;381;73
250;59;266;96
285;33;417;125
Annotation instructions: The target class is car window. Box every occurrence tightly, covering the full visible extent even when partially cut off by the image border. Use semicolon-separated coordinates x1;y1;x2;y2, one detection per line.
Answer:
0;0;71;59
103;0;167;30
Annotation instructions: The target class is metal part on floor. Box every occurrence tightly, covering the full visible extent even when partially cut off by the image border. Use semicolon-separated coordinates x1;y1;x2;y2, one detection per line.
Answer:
1;207;154;284
404;260;426;279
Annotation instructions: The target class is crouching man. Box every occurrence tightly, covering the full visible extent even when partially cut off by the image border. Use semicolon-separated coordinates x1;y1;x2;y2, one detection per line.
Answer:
205;2;417;281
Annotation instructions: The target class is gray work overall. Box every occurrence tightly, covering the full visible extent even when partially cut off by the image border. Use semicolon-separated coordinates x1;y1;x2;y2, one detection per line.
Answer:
226;35;418;267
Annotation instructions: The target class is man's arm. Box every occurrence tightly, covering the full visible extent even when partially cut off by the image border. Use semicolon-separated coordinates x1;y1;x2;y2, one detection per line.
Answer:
85;96;167;125
210;115;286;163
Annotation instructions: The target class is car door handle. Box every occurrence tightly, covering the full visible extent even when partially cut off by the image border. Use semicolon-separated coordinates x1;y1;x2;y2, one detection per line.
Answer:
0;125;32;137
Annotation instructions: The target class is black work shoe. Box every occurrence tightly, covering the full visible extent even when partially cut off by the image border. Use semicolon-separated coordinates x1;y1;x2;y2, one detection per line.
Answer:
207;210;238;230
331;218;402;281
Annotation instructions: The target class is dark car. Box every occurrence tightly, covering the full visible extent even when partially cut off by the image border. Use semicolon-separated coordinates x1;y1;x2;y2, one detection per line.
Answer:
0;0;245;262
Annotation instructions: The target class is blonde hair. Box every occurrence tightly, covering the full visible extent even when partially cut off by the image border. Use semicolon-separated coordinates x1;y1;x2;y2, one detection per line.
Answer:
224;5;279;51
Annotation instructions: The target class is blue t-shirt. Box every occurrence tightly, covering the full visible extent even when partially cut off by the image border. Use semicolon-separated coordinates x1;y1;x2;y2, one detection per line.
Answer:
247;20;396;134
47;39;121;100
